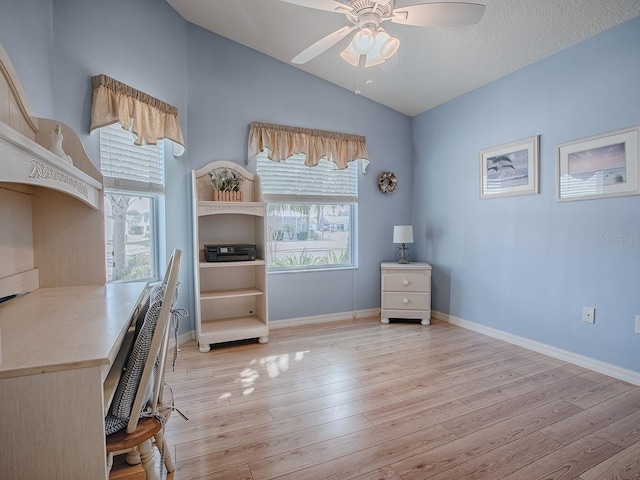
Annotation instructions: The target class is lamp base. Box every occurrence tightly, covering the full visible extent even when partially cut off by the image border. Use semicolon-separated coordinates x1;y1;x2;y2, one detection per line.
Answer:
398;243;409;264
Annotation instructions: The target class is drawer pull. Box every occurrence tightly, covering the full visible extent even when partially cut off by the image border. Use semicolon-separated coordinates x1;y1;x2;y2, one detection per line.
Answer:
403;298;409;304
403;279;409;286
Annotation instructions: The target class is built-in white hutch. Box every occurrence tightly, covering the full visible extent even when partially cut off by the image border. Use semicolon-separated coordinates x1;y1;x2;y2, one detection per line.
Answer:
0;43;147;479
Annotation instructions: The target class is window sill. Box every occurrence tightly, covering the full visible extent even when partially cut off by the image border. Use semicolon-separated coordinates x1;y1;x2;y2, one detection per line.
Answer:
268;265;358;275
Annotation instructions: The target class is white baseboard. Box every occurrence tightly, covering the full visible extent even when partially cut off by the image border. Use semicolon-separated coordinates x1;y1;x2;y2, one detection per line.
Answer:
171;308;379;344
432;310;640;386
169;329;196;349
173;308;639;385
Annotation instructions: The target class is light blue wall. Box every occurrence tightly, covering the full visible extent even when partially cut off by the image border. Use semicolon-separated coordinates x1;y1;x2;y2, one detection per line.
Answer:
0;0;54;117
0;0;412;331
0;0;192;329
412;16;640;373
185;24;412;321
48;1;191;315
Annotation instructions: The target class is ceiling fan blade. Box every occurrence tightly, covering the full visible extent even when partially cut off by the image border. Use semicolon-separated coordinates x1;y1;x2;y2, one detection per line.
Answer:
280;0;352;14
392;2;485;27
292;25;357;64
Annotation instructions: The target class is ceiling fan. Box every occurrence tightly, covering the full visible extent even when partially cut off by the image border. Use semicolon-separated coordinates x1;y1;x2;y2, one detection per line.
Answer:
283;0;486;67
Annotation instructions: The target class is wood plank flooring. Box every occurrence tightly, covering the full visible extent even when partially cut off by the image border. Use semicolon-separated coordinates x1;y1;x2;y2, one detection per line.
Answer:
128;318;640;479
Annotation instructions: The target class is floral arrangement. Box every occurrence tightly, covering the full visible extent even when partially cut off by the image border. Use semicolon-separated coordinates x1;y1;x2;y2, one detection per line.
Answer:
208;167;244;201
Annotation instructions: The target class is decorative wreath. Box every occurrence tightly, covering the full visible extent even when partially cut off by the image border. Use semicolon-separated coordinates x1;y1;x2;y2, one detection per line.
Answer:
378;171;397;194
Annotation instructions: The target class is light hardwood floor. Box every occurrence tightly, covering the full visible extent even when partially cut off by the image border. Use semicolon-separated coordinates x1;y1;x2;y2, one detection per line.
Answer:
120;317;640;479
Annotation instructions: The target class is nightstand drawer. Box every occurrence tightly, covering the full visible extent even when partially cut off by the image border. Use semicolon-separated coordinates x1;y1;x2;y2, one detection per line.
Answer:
382;292;430;311
382;273;430;292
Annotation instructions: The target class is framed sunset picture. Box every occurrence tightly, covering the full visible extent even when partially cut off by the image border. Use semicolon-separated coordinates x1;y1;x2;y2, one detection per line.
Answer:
557;126;640;201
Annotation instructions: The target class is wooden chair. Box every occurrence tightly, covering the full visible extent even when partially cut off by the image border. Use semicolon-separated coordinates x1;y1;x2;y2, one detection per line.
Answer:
106;248;182;480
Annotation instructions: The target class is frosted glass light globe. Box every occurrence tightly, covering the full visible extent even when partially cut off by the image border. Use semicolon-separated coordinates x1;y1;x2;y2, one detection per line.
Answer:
377;31;400;60
352;27;375;54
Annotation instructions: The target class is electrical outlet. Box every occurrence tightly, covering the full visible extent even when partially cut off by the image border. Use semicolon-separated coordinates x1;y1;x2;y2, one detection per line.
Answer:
636;315;640;334
582;306;595;324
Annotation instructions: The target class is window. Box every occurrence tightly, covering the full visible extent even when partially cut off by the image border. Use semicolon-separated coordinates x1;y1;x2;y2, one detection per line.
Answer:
256;153;358;272
100;124;164;283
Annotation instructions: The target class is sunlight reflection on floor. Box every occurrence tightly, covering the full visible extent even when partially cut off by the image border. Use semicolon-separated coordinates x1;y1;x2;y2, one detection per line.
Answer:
222;350;311;398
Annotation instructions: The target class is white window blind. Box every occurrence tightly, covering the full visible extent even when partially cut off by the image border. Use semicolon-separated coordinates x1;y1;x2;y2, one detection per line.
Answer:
99;124;165;193
256;153;358;203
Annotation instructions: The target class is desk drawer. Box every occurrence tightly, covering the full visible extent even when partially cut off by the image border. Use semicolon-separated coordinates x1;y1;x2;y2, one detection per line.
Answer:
382;273;430;292
382;292;430;311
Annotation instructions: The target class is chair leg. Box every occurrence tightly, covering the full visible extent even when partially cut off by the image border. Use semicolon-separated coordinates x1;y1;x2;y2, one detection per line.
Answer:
125;447;141;465
106;452;114;474
154;430;175;473
163;437;175;473
138;439;160;480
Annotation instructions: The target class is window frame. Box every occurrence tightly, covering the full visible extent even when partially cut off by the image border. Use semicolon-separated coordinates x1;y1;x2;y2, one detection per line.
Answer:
257;154;359;273
99;124;165;284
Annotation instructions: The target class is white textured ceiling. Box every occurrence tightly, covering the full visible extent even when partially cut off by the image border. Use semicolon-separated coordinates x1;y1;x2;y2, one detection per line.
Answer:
167;0;640;117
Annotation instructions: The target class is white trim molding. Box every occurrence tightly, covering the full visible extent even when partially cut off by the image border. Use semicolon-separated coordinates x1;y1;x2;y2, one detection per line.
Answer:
177;308;640;386
169;330;197;350
432;310;640;386
176;309;380;344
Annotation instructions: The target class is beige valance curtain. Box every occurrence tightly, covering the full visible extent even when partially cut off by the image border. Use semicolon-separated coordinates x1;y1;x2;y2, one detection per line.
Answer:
248;122;369;170
90;74;185;156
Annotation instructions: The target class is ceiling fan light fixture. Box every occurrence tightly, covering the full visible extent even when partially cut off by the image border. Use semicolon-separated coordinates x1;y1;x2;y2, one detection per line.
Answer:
352;26;375;54
382;37;400;60
364;29;400;67
364;54;385;68
375;29;400;59
340;42;360;66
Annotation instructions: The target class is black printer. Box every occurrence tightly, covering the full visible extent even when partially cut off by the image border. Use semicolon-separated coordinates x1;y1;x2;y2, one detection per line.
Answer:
204;244;257;262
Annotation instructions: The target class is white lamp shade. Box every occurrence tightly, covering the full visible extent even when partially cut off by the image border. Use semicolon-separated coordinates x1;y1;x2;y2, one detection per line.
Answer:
393;225;414;244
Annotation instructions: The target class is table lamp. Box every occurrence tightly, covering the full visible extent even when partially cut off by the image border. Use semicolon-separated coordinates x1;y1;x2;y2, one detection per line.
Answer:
393;225;413;264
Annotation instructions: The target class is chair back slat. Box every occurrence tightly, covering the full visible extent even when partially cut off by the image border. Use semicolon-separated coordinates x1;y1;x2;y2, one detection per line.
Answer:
126;249;182;433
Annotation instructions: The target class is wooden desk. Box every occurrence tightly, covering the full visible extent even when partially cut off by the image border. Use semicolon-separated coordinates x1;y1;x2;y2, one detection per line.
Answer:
0;282;148;480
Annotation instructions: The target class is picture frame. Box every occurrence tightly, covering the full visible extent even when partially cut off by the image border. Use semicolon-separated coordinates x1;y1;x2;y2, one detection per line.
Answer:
479;135;539;199
557;126;640;201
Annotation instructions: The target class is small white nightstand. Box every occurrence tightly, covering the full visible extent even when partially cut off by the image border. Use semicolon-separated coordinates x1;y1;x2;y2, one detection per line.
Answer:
381;262;432;325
